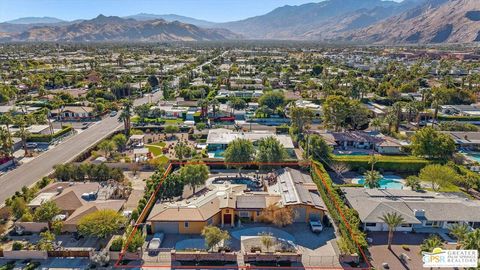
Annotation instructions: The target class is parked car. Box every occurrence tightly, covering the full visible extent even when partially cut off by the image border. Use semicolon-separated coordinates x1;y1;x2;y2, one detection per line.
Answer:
110;111;118;117
26;142;38;148
309;220;323;233
148;233;165;253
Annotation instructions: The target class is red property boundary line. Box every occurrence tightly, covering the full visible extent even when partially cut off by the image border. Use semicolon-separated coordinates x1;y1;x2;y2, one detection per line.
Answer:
114;160;372;269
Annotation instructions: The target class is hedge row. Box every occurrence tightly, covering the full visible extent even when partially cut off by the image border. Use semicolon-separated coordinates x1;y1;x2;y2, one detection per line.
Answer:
438;115;480;122
311;161;368;256
331;155;430;173
27;126;74;143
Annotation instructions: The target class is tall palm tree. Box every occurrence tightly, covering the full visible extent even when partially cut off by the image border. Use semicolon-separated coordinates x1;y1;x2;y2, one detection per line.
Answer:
14;116;30;157
391;102;404;133
379;212;405;249
209;98;220;118
364;170;381;189
449;223;470;242
384;109;397;134
369;118;383;132
119;99;133;137
0;112;14;153
0;127;13;158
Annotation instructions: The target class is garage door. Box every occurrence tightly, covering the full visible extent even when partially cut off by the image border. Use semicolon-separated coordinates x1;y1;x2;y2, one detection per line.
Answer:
293;207;306;222
153;222;179;234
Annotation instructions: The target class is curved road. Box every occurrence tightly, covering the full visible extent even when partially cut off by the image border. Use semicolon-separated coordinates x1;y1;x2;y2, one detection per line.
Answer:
0;51;227;205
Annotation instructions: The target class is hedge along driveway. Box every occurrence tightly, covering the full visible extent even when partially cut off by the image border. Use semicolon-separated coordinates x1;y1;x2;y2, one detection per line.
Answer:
331;154;430;173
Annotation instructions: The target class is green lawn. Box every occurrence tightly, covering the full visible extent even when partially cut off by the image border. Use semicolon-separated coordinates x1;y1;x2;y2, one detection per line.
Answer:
146;144;164;156
152;141;166;147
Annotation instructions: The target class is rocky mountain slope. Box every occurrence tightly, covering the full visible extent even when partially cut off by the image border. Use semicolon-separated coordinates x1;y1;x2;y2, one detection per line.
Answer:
346;0;480;43
0;15;240;42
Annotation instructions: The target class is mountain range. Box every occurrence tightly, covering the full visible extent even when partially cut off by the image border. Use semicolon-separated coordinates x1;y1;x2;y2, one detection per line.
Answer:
0;0;479;43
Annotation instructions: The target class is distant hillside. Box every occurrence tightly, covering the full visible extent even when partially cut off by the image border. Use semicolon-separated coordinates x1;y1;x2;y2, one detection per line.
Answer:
124;13;216;28
4;16;66;25
347;0;480;43
0;15;240;42
217;0;403;39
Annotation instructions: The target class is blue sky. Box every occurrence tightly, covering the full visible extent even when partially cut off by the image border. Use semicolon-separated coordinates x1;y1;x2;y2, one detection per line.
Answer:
0;0;403;23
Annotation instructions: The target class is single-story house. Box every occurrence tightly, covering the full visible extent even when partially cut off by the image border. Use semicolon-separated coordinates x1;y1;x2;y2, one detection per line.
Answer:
444;131;480;150
341;187;480;232
206;128;295;156
147;168;326;234
287;100;322;118
316;131;407;154
50;106;96;121
27;182;125;232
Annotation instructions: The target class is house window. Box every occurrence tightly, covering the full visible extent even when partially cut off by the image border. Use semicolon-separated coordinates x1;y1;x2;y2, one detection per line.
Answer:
425;221;441;227
207;218;213;225
239;211;250;218
365;223;376;227
401;224;412;227
184;222;189;228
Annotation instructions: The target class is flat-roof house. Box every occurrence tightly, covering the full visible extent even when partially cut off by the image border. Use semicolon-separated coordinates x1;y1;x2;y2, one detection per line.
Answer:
341;187;480;232
287;100;322;118
444;131;480;150
147;168;326;234
316;131;406;154
206;128;295;157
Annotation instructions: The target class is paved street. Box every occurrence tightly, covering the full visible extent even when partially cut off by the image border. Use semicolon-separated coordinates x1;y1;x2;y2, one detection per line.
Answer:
0;52;227;205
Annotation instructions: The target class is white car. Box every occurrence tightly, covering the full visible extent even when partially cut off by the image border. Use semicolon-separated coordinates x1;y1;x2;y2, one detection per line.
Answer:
148;233;165;253
310;221;323;233
26;142;38;148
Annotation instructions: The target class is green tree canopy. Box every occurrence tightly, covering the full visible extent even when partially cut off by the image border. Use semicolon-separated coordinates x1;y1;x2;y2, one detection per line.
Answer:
201;225;230;252
179;163;209;194
258;91;285;110
224;138;255;172
411;127;455;160
256;136;287;170
34;201;61;222
419;164;458;191
78;209;126;238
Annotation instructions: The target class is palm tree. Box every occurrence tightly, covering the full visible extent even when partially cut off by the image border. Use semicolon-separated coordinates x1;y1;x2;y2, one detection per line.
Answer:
449;223;470;242
209;98;220;118
405;176;422;191
380;212;405;249
369;118;383;131
391;102;404;133
461;228;480;251
384;109;397;134
197;99;208;118
119;99;133;136
14;120;30;157
0;127;13;158
364;170;381;189
421;235;444;253
0;112;14;154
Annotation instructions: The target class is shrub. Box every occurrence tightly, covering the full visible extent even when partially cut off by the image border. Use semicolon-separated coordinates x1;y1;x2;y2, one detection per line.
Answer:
109;237;124;252
12;242;23;251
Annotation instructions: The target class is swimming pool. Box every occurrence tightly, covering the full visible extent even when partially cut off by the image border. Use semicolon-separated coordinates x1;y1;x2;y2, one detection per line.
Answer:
352;174;405;189
212;177;263;191
461;151;480;163
208;149;225;158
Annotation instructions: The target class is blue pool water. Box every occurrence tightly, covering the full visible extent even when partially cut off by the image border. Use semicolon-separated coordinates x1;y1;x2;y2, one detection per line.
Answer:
461;151;480;162
212;177;263;191
208;149;225;158
352;175;405;189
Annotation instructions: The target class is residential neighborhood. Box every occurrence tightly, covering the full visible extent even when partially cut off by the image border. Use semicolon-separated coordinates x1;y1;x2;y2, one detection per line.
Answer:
0;3;479;269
